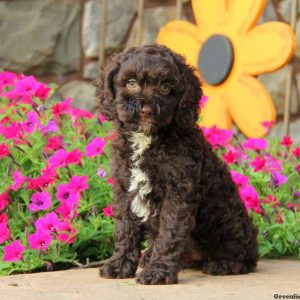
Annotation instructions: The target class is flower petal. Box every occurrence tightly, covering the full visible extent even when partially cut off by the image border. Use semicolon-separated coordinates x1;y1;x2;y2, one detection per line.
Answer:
239;22;296;75
199;86;232;129
192;0;227;32
226;76;276;138
225;0;267;34
157;20;201;67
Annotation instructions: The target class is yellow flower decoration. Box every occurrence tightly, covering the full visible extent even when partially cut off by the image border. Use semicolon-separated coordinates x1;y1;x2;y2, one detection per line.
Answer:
157;0;296;137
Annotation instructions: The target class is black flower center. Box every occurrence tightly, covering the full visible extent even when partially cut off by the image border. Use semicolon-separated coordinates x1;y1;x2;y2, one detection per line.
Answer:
63;193;70;199
198;34;234;86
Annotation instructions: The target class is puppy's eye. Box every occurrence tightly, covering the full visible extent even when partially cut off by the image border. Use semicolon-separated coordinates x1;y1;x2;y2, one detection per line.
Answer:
159;83;171;95
126;79;140;91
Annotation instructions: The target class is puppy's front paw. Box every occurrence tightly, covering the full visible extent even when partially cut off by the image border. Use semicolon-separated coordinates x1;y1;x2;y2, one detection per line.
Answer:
99;257;137;279
136;264;178;285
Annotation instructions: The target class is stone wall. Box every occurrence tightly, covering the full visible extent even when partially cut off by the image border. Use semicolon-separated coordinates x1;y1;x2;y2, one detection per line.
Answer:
0;0;299;119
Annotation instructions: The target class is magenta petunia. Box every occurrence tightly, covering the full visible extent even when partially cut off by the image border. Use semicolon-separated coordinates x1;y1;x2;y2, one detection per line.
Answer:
69;107;93;123
27;170;57;190
35;212;61;233
22;111;42;133
0;222;11;244
251;156;266;172
295;164;300;174
292;147;300;159
243;138;268;151
29;191;52;211
230;170;249;188
65;148;83;166
0;121;23;140
271;172;288;187
0;143;10;158
202;126;233;149
0;190;10;210
44;136;64;152
239;185;262;214
28;231;52;251
12;170;28;191
0;71;17;89
3;240;26;262
69;175;88;192
57;221;77;244
0;213;8;224
102;204;113;217
47;149;69;169
107;177;115;186
51;97;72;118
56;201;78;219
41;120;59;135
265;154;283;173
34;83;51;101
280;136;293;148
56;183;80;205
199;95;208;109
222;149;238;164
98;112;107;123
85;137;106;157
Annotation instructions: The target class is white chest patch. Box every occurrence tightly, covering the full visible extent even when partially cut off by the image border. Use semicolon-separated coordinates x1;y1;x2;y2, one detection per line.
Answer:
128;132;152;222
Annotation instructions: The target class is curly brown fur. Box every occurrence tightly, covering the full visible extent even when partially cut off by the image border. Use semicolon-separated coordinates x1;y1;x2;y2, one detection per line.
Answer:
95;44;258;285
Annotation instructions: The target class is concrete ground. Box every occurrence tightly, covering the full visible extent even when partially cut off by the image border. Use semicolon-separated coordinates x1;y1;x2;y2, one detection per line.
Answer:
0;259;299;300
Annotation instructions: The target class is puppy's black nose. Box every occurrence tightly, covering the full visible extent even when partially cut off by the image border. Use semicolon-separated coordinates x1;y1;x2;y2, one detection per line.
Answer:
141;105;153;119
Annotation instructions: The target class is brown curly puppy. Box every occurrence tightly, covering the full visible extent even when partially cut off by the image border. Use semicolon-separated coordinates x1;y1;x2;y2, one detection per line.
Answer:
95;44;258;285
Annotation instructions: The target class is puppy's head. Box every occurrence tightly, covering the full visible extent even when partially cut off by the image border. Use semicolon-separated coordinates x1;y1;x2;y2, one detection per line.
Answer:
95;44;202;135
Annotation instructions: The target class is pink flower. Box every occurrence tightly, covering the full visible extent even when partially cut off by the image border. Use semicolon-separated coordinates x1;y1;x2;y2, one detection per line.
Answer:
102;204;113;217
3;240;26;262
202;126;233;149
292;147;300;159
98;113;107;123
239;185;262;214
271;172;288;187
0;213;8;224
69;108;93;123
230;170;249;188
251;156;266;172
27;172;57;190
243;138;268;151
265;154;283;173
35;212;61;233
14;75;40;97
107;178;115;186
0;71;17;89
65;148;83;166
41;120;59;134
29;191;52;211
56;183;80;205
0;222;11;244
199;95;208;109
22;111;42;133
97;167;107;178
223;149;238;164
28;231;52;251
56;201;78;219
275;214;284;224
12;170;28;191
57;221;76;244
47;149;69;169
262;194;280;207
85;137;106;157
0;143;10;158
0;191;10;210
34;83;51;101
280;136;293;148
287;202;293;209
261;121;274;134
51;97;72;118
0;122;23;140
295;164;300;174
44;136;64;152
69;176;88;192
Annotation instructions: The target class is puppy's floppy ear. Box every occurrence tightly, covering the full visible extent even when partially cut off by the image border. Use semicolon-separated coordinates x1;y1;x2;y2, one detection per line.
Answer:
171;52;203;128
94;53;121;120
